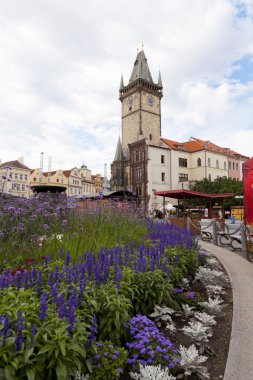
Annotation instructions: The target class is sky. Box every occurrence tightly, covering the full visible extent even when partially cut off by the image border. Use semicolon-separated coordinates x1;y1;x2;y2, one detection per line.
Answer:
0;0;253;176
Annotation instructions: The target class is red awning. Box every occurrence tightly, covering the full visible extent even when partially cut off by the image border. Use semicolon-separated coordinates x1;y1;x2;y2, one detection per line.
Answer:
154;189;234;199
243;157;253;225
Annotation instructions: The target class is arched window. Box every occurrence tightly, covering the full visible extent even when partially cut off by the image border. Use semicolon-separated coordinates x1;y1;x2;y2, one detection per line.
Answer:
208;174;211;181
197;158;201;167
224;161;226;170
208;158;211;167
216;160;219;169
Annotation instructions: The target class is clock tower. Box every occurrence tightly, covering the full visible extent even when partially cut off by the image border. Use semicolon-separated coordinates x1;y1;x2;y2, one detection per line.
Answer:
119;49;163;159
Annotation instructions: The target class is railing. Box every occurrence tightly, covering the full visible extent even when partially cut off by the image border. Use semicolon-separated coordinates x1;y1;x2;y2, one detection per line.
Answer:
187;217;253;262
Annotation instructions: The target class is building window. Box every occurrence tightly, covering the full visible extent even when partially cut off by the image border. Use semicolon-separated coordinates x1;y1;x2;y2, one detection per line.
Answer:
15;174;18;179
24;175;27;180
179;158;187;167
57;179;59;182
149;134;152;140
9;173;12;178
136;167;142;180
236;163;239;170
216;160;219;169
17;184;20;190
33;178;37;181
161;155;165;164
161;172;165;182
208;158;211;167
22;185;25;191
136;150;141;162
20;174;23;180
229;162;231;170
233;162;235;170
208;174;211;181
179;173;188;182
224;162;226;170
197;158;201;166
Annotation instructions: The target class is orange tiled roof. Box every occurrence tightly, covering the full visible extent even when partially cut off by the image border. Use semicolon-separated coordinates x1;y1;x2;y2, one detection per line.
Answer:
161;136;248;158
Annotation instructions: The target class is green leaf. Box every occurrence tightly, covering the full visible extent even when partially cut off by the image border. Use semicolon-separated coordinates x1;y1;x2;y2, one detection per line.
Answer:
70;343;86;357
24;347;34;364
59;340;66;356
4;365;16;380
55;325;68;335
38;345;53;355
26;368;36;380
56;363;67;380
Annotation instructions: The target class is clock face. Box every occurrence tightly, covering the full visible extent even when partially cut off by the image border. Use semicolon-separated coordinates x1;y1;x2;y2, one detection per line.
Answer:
127;96;134;108
147;95;154;106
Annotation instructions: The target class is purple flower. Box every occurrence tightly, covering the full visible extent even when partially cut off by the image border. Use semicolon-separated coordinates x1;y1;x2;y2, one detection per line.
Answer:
15;311;25;351
186;291;195;299
39;291;48;321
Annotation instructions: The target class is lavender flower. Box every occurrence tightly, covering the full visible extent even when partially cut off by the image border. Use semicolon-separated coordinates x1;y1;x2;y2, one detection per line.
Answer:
39;291;48;321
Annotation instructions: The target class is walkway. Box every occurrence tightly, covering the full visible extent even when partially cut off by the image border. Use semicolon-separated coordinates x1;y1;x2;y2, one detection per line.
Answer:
200;241;253;380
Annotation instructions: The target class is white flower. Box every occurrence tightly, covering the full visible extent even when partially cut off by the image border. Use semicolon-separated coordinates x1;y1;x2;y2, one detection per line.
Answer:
206;284;225;297
181;304;195;318
180;277;190;289
179;344;209;378
182;321;210;342
165;320;177;334
149;305;175;326
199;297;226;316
205;257;222;270
195;266;229;287
130;364;176;380
193;312;216;327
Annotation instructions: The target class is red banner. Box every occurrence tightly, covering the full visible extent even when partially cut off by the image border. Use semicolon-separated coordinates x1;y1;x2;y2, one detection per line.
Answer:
243;157;253;226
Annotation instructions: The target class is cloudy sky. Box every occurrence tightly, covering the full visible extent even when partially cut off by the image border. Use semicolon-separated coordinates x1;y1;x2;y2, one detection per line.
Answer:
0;0;253;176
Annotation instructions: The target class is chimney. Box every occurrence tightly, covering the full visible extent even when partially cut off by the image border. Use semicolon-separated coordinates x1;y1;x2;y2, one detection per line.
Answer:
18;157;24;164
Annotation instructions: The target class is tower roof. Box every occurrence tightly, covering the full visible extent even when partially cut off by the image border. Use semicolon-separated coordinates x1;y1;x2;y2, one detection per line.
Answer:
129;50;154;84
114;137;125;162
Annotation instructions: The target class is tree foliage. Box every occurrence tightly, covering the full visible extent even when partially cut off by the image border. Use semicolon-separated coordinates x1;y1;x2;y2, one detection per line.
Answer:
190;177;243;208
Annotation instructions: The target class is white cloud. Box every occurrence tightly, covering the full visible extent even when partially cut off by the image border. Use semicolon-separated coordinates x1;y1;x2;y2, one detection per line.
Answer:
0;0;253;174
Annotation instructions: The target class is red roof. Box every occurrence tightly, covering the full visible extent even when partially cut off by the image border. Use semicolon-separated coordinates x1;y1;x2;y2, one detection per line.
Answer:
154;189;234;199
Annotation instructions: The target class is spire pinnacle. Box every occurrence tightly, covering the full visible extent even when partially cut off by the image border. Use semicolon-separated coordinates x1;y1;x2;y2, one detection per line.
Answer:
119;74;124;91
158;69;162;87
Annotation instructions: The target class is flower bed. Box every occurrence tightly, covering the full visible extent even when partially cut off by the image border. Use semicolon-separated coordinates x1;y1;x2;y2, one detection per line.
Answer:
0;194;231;379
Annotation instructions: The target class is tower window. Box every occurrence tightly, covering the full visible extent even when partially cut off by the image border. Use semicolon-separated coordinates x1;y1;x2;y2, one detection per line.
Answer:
135;150;142;162
136;167;142;180
161;172;165;182
161;155;165;164
149;134;152;140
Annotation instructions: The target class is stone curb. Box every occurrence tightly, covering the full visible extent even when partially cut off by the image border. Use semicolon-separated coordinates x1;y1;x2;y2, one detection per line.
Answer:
200;241;253;380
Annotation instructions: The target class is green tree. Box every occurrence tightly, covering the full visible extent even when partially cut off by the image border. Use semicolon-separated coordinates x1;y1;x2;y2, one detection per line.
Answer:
190;177;243;208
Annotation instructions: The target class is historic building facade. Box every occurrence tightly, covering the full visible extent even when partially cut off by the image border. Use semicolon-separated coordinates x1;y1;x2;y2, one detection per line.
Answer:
111;50;248;213
0;159;30;198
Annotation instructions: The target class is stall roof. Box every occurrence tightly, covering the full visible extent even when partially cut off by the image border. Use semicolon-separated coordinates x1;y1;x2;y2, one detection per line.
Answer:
154;190;234;199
